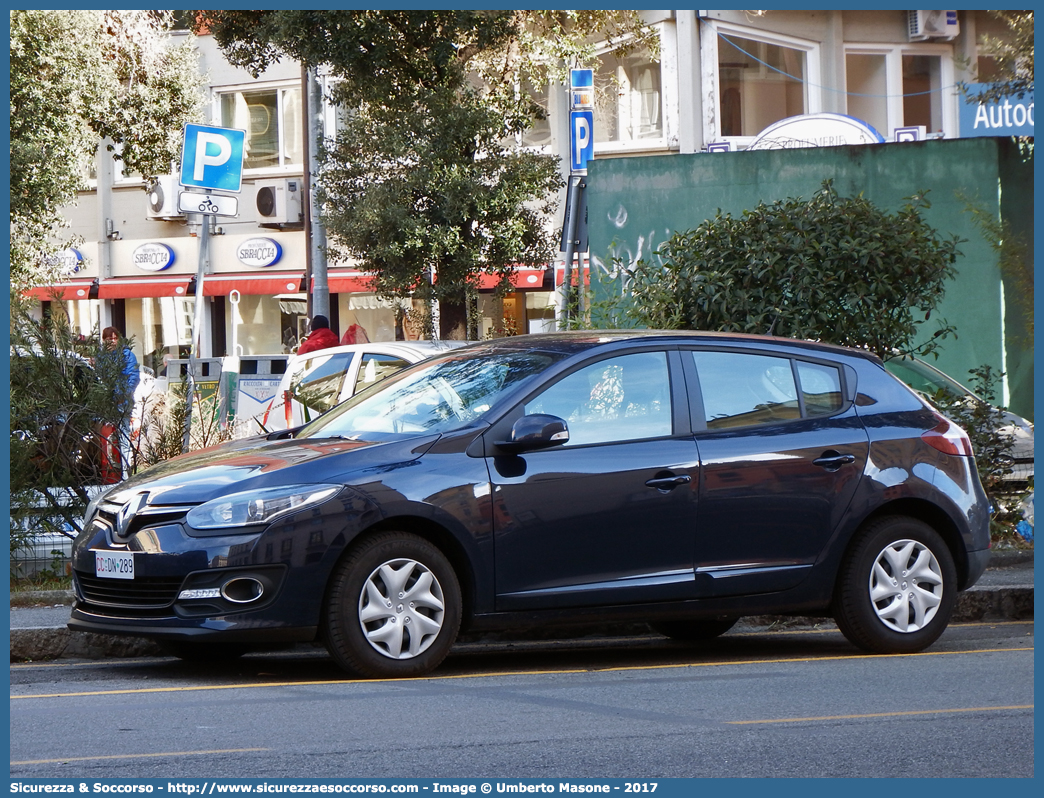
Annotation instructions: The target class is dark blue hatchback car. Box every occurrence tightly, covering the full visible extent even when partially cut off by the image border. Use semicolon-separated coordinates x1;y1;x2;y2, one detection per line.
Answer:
70;331;991;677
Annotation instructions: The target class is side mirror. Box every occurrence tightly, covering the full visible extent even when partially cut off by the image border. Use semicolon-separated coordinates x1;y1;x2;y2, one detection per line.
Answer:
495;414;569;453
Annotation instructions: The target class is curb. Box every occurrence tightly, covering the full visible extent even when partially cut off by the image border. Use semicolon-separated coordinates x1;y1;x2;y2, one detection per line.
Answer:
10;583;1033;663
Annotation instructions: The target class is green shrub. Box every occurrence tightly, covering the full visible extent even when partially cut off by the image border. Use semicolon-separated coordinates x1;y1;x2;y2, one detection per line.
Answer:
615;180;961;359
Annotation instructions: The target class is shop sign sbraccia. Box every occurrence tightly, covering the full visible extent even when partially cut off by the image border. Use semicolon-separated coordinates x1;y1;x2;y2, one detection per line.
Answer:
236;237;283;267
44;248;85;275
133;242;177;271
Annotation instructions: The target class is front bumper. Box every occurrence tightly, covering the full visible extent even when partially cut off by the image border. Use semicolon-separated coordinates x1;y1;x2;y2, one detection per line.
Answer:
68;494;359;643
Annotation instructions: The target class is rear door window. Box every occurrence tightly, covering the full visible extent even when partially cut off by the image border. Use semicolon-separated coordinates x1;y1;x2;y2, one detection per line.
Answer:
352;353;410;395
692;351;800;429
690;350;845;429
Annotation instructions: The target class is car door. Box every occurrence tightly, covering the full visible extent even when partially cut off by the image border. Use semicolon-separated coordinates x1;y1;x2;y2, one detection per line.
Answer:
487;348;701;611
683;348;869;597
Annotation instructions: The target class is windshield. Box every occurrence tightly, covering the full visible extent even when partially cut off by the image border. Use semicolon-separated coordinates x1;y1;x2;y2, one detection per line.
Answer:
298;349;565;441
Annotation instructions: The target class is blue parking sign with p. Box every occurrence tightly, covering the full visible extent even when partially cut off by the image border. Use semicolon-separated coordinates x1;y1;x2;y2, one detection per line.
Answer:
180;124;246;193
570;110;593;174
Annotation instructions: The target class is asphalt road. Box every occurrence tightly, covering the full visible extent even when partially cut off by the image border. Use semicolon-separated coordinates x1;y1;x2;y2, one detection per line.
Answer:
10;619;1034;779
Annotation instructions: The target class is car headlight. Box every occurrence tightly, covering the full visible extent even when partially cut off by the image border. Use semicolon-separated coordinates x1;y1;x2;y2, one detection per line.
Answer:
186;484;341;530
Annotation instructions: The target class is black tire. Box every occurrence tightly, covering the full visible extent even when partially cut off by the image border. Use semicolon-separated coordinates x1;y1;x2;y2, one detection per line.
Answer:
833;516;957;654
651;616;738;641
158;641;249;662
324;531;461;678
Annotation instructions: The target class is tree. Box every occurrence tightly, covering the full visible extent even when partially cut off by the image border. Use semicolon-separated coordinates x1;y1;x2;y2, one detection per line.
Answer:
967;10;1034;105
9;10;205;295
611;181;961;360
195;10;655;338
10;301;128;546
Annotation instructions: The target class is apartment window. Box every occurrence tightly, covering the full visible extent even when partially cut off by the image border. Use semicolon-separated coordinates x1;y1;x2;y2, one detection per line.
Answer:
844;47;953;138
846;53;888;136
594;47;663;145
717;34;808;137
219;85;303;170
902;54;943;132
520;77;552;148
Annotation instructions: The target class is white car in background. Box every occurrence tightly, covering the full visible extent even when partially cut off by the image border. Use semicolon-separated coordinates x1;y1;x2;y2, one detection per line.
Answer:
885;354;1034;491
255;340;468;433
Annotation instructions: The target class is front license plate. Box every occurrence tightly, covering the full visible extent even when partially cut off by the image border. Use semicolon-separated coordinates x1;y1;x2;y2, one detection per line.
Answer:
95;551;134;580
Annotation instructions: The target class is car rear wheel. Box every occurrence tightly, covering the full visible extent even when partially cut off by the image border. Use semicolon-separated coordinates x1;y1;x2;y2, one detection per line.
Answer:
834;516;956;654
324;531;461;678
650;616;738;641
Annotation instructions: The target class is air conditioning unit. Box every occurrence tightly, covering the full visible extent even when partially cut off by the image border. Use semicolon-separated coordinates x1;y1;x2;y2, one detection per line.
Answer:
908;10;959;41
255;179;303;226
145;175;185;221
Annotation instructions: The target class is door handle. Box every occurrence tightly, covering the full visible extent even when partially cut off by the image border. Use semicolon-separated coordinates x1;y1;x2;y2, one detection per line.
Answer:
645;475;692;491
812;452;856;471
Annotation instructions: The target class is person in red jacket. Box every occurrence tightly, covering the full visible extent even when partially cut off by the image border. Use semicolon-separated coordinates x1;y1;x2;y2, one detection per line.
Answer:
295;315;339;355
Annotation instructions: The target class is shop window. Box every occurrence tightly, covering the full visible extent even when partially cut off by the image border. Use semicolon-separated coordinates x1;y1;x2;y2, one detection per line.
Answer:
219;85;303;170
594;47;663;144
129;296;193;375
717;33;807;137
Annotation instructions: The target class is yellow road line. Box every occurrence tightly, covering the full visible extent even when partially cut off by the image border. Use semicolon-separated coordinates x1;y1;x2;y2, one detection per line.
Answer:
727;705;1034;725
11;646;1034;700
12;748;268;766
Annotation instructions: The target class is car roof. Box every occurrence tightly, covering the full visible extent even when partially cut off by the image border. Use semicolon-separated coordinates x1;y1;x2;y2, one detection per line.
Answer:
451;330;880;362
289;339;467;362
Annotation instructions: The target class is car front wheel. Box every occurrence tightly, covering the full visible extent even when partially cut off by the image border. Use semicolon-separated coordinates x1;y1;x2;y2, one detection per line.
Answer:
834;516;957;654
324;531;461;678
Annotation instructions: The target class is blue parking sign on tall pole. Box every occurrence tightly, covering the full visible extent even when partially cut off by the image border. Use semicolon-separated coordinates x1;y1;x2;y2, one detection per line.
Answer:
561;69;594;329
179;123;246;193
178;123;245;450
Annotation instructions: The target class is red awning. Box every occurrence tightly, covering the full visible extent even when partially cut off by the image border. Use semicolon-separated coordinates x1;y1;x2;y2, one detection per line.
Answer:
98;278;191;299
26;281;95;301
323;271;376;294
202;273;305;296
477;269;547;290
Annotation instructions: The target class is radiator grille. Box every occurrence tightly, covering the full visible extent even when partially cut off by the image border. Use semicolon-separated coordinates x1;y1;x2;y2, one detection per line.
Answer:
74;571;184;609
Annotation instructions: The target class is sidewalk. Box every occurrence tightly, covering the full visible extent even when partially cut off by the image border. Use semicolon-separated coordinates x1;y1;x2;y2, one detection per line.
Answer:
9;550;1033;662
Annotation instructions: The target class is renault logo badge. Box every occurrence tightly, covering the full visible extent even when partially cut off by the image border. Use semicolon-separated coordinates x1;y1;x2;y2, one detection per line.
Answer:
115;492;149;537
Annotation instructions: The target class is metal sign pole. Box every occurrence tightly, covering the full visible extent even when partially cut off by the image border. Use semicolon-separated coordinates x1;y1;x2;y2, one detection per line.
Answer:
182;220;209;453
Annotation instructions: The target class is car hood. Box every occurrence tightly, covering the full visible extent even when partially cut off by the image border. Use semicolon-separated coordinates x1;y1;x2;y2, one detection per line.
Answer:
104;433;441;506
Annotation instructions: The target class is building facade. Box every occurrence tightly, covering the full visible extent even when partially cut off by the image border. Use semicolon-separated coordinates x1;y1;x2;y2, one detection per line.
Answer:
35;10;1031;413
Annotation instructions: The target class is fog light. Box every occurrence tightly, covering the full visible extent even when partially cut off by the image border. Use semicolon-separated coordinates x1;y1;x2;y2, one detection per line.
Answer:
221;577;265;604
178;587;222;600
